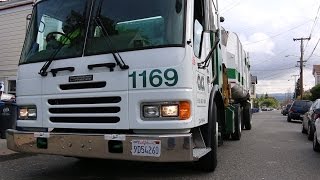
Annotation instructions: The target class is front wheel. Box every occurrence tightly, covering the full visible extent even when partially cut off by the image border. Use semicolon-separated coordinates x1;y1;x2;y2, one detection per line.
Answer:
313;130;320;152
196;102;218;172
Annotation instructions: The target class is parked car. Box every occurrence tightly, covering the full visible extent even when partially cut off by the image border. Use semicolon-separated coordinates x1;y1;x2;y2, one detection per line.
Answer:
281;104;291;116
287;100;312;122
312;113;320;152
302;99;320;140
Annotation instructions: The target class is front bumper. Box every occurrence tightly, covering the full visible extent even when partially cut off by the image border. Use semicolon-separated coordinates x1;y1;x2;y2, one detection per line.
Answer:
289;112;303;120
6;129;194;162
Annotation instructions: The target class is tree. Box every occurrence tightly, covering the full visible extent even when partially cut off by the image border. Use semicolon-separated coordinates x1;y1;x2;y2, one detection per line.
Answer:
259;96;279;108
295;78;301;98
303;91;312;101
310;84;320;101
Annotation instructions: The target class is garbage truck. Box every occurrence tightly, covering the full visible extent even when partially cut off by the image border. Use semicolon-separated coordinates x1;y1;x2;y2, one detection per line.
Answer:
7;0;252;172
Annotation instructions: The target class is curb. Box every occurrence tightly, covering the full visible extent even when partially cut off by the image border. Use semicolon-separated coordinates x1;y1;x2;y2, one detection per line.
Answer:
0;139;7;149
0;139;16;155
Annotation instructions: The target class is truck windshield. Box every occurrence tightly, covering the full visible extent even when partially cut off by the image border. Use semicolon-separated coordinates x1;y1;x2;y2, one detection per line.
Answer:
20;0;88;64
85;0;185;56
19;0;185;64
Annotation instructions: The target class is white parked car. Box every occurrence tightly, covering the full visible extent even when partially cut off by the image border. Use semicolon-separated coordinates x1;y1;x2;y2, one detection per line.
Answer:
312;109;320;151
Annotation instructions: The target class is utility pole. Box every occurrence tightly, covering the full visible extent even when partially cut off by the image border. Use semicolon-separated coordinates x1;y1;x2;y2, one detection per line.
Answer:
291;75;299;99
293;37;310;100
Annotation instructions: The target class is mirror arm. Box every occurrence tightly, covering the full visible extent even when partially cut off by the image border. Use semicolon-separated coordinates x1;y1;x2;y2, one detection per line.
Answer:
198;30;220;69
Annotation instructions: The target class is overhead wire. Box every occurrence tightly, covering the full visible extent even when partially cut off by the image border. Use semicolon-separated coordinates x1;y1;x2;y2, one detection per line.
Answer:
220;0;241;14
258;66;299;80
252;66;297;72
251;44;297;66
305;37;320;61
304;1;320;51
243;21;311;45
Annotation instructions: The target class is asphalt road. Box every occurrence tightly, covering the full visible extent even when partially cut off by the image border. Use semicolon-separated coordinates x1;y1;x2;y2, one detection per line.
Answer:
1;111;320;180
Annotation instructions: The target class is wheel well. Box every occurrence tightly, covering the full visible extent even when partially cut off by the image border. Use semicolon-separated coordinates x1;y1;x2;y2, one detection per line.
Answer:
198;90;225;148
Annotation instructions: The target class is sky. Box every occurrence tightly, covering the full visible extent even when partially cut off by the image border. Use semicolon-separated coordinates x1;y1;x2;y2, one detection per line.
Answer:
219;0;320;94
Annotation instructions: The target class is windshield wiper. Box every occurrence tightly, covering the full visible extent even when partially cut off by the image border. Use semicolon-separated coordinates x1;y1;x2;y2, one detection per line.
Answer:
94;16;129;70
38;43;65;76
38;31;74;77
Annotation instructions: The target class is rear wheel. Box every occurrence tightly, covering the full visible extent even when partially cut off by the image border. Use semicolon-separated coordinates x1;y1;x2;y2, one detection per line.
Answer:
231;104;241;140
243;102;252;130
196;102;218;172
313;129;320;152
287;115;291;122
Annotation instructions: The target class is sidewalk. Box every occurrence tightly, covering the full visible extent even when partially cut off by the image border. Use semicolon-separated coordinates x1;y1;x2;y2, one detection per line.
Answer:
0;139;16;155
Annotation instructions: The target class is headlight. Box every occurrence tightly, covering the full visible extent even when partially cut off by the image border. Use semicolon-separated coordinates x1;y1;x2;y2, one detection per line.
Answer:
19;105;37;120
161;105;178;117
143;105;160;118
142;101;190;120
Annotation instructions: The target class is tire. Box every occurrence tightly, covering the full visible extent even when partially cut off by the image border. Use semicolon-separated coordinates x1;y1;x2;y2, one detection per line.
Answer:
313;130;320;152
196;102;218;172
231;104;241;140
308;123;314;141
243;102;252;130
302;123;307;134
0;130;5;139
287;115;291;122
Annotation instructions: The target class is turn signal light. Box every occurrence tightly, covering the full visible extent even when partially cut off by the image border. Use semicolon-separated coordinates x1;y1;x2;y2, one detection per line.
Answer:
179;101;191;120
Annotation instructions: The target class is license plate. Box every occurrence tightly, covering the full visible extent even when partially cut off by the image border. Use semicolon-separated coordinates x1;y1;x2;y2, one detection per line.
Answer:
131;140;161;157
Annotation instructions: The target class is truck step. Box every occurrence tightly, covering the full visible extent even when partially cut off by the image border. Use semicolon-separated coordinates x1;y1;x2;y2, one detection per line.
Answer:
193;148;211;159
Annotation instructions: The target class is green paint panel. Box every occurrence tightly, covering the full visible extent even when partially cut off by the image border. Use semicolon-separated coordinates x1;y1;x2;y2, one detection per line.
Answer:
227;68;237;79
225;106;235;134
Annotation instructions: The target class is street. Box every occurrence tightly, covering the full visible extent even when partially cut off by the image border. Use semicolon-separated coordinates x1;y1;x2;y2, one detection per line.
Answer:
1;111;320;180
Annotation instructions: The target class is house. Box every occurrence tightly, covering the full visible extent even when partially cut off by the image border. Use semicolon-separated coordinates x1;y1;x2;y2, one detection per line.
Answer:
250;75;258;108
0;0;33;95
313;65;320;86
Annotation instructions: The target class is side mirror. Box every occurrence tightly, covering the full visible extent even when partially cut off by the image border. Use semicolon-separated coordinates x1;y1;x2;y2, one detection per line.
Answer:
220;17;225;22
26;14;32;30
314;108;320;114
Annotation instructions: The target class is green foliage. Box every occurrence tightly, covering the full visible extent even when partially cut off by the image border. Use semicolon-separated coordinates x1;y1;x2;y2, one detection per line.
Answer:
302;91;312;101
256;94;280;108
253;99;260;108
310;84;320;101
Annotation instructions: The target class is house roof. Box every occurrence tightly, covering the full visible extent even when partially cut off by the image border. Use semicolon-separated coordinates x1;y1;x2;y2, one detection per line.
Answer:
251;75;257;84
313;65;320;75
0;0;33;10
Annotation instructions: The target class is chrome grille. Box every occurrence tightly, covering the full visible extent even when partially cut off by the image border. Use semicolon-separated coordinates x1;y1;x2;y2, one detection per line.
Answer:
48;96;121;124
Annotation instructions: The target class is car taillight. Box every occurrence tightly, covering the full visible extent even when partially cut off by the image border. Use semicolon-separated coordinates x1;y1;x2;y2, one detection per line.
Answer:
290;108;295;112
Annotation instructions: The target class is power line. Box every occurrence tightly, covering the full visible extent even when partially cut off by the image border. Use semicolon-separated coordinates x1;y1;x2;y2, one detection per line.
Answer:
305;36;320;61
251;45;296;66
304;2;320;51
220;0;241;14
252;66;296;72
244;21;311;45
259;67;298;80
